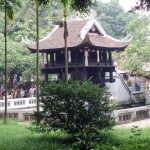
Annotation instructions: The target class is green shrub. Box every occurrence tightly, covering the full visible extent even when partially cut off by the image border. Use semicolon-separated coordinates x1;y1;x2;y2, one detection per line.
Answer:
127;80;132;87
33;80;115;134
72;131;99;150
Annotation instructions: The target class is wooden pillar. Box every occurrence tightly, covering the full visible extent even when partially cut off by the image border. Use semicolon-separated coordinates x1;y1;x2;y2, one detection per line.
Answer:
75;50;78;65
109;51;112;65
97;50;100;64
105;51;107;65
99;50;102;62
68;50;71;62
84;50;89;66
43;53;47;66
101;71;105;87
58;72;63;80
61;69;65;81
82;50;85;64
45;73;48;82
102;50;107;65
110;70;113;83
46;53;48;65
89;50;91;66
50;52;54;67
97;68;101;84
83;68;87;80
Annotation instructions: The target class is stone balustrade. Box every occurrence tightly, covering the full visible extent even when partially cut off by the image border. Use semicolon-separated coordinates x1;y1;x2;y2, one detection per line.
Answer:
0;97;37;110
0;97;150;124
114;105;150;124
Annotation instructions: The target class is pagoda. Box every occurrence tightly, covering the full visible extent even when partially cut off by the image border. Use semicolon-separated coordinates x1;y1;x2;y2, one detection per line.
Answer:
23;17;131;86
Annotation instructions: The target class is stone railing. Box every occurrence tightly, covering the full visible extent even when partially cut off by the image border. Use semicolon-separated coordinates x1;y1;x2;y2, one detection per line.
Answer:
114;105;150;124
0;97;37;121
0;96;149;124
0;97;37;110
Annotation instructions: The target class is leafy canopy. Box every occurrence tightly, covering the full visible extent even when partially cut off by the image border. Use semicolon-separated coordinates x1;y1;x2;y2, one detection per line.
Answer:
121;15;150;75
0;0;21;20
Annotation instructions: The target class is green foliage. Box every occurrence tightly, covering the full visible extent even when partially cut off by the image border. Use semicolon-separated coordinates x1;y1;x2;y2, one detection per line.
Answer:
127;80;132;87
30;0;50;6
96;128;150;150
121;16;150;75
2;122;150;149
0;121;71;150
0;0;62;84
129;126;142;140
72;131;99;150
33;80;115;134
95;0;135;38
71;0;97;12
0;36;38;82
7;1;62;42
0;0;21;21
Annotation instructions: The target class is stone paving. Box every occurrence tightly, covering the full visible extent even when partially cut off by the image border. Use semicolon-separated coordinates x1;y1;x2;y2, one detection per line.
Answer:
115;118;150;128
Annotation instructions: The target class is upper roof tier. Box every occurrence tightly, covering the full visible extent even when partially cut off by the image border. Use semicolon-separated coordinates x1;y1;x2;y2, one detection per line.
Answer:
22;18;132;53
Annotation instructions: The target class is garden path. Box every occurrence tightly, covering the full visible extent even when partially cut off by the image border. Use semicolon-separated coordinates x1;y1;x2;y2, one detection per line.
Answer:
115;118;150;128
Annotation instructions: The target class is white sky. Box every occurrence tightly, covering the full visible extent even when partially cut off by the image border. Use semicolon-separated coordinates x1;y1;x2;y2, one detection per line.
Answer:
119;0;137;11
101;0;137;11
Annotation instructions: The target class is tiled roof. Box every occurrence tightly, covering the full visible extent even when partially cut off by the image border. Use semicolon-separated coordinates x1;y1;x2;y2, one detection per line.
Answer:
88;33;130;48
23;18;131;52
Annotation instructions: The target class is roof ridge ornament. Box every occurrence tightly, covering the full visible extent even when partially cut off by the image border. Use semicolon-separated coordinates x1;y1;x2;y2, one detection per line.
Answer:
121;34;133;42
79;18;106;40
105;34;133;43
78;33;94;47
22;36;34;45
68;9;97;22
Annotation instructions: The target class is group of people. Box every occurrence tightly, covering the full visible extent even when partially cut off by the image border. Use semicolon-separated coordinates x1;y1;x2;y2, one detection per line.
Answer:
29;85;37;97
19;84;37;98
1;84;38;100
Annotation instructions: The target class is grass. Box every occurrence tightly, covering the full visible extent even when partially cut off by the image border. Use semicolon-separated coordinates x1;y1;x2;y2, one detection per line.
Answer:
97;127;150;150
1;120;150;150
0;120;71;150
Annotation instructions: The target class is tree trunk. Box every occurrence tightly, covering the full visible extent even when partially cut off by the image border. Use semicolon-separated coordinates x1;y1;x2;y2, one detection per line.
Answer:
8;74;14;89
36;5;40;112
4;0;7;123
64;18;68;81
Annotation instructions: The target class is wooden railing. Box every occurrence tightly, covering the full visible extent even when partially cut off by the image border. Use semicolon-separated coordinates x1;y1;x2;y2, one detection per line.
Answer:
45;60;113;68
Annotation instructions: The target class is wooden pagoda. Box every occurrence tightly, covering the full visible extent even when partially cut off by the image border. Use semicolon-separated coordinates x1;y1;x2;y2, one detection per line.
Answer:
23;18;131;86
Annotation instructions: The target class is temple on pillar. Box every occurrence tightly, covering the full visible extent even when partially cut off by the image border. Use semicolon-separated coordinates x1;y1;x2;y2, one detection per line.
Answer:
23;17;131;86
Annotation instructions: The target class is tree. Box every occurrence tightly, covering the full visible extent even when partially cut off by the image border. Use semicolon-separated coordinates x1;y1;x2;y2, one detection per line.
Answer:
95;0;135;38
0;39;38;87
130;0;150;12
29;0;51;113
0;0;21;123
61;0;69;81
0;0;61;87
120;16;150;76
33;80;115;134
60;0;96;81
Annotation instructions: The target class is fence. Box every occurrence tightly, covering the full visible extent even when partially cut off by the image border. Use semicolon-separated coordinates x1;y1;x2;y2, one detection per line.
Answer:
0;97;150;124
114;105;150;124
0;97;37;110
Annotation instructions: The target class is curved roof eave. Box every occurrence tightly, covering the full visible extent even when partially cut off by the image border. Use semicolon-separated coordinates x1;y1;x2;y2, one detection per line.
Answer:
22;35;131;53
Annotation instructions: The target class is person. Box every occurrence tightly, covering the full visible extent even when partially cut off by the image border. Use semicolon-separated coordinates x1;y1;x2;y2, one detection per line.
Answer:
34;85;41;97
33;85;37;97
3;92;12;99
13;74;17;87
29;85;35;97
20;88;25;98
